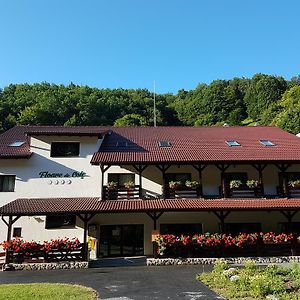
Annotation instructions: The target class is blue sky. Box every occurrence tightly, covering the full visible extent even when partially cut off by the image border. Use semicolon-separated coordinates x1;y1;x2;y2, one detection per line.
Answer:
0;1;299;93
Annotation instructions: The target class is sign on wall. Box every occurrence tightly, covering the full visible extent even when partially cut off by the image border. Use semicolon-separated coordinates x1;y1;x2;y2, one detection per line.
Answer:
39;171;87;179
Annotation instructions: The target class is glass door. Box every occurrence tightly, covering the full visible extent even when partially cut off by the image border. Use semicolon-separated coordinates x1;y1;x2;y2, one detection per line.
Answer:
99;224;144;257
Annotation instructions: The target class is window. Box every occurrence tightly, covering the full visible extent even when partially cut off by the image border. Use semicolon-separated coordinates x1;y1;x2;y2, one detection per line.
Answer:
13;227;22;238
225;140;241;147
158;140;171;148
45;215;76;229
0;175;15;192
108;173;135;186
260;140;275;146
165;173;191;184
279;222;300;234
50;142;80;157
224;223;261;235
224;173;248;185
160;224;202;236
9;141;25;147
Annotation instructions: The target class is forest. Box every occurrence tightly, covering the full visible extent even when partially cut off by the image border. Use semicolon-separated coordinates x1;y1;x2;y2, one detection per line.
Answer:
0;73;300;134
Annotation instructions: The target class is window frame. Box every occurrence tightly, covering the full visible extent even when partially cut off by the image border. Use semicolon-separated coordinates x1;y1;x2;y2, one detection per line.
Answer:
107;173;135;187
160;223;203;236
50;142;80;158
45;214;77;229
0;175;16;192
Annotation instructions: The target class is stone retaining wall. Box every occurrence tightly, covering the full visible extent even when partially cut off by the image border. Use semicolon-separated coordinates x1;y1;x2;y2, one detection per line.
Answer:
2;261;88;271
147;256;300;266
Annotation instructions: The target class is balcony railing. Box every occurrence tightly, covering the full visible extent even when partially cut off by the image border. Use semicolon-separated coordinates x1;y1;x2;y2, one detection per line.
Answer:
163;186;201;199
102;184;300;201
103;185;140;200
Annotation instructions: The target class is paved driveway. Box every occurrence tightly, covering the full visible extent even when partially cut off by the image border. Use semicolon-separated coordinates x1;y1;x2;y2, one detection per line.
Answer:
0;265;224;300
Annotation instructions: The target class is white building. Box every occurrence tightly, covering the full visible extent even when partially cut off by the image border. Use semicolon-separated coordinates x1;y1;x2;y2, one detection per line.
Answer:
1;125;300;258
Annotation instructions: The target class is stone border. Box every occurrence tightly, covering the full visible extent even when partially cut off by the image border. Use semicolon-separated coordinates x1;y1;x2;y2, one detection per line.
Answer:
147;256;300;266
2;261;88;271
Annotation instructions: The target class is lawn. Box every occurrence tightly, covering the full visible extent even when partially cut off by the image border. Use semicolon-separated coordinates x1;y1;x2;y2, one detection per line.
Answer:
0;283;97;300
198;260;300;300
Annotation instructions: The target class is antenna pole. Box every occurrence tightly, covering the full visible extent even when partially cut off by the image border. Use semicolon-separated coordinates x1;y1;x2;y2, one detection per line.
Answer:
153;80;157;127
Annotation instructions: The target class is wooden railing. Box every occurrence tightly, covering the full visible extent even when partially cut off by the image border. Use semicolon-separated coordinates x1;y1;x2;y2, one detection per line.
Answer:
6;243;86;264
103;185;140;200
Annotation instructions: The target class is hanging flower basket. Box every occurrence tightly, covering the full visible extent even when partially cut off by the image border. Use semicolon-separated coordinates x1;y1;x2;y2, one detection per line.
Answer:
124;181;135;190
246;179;259;189
288;180;300;189
107;181;118;190
229;180;243;189
185;180;199;189
168;181;182;190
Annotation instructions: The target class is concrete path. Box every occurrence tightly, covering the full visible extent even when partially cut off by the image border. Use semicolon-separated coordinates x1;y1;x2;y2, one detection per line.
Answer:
0;265;224;299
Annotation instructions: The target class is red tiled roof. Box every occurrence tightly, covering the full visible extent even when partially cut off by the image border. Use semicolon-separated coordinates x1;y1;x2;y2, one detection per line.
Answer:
91;126;300;164
0;127;31;158
1;197;300;215
0;126;109;159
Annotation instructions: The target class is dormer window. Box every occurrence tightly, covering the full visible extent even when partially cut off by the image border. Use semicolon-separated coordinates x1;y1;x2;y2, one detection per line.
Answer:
226;140;241;147
260;140;275;146
50;142;80;157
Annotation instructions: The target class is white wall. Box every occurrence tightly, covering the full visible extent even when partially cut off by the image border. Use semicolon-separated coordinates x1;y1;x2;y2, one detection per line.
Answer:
0;135;103;242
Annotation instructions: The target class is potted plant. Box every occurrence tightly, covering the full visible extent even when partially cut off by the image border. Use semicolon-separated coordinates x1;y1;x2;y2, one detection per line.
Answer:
246;179;259;189
229;180;243;189
169;181;182;190
185;180;199;189
124;181;135;190
107;181;118;190
288;180;300;189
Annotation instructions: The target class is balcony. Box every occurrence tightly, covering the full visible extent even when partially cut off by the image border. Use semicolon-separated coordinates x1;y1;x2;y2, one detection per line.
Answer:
103;185;140;200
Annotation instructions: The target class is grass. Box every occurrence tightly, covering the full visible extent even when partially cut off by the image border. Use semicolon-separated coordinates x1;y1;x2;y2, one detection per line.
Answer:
198;260;300;300
0;283;97;300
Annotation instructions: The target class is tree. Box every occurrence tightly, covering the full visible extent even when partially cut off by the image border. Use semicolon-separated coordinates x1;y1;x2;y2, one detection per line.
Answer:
270;86;300;134
114;114;147;127
244;74;288;120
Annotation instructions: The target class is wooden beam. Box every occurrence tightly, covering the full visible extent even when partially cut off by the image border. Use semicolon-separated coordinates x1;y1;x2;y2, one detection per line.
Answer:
280;210;298;232
274;163;291;197
155;164;171;199
252;163;267;196
133;165;148;199
146;211;164;230
77;213;95;260
212;211;230;234
191;164;207;197
100;165;111;201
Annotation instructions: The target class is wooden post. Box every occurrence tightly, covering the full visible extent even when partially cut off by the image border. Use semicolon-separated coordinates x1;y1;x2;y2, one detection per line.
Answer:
1;215;21;264
146;211;164;257
275;164;290;197
77;214;95;260
133;165;148;199
156;165;171;199
280;210;298;232
192;164;207;197
100;165;111;200
215;164;230;198
252;164;267;196
212;211;230;234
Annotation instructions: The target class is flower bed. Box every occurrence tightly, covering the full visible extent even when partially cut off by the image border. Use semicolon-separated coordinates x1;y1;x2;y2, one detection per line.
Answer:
155;232;299;257
0;238;84;263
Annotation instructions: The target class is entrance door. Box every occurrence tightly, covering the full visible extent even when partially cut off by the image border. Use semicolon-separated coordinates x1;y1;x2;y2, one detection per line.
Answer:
99;224;144;257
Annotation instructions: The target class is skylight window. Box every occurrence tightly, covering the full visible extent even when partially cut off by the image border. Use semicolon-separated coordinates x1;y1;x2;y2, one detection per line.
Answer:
159;140;171;148
226;140;241;147
260;140;275;146
9;141;25;147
